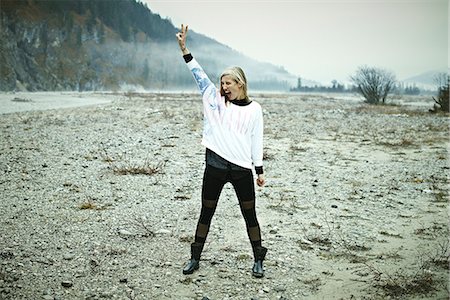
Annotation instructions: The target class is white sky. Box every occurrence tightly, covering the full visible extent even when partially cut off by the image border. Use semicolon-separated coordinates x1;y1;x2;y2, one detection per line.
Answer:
143;0;448;84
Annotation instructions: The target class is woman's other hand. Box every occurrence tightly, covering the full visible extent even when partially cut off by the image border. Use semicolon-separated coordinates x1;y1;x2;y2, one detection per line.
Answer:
256;174;265;187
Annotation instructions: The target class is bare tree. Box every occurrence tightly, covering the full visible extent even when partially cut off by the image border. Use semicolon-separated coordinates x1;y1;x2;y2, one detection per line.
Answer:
350;66;396;104
430;72;449;113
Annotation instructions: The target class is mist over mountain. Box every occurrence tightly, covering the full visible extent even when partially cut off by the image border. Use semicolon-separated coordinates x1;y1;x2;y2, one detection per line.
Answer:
402;69;448;90
0;0;297;92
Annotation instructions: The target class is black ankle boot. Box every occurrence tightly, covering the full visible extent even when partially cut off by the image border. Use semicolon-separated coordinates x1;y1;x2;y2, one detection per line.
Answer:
183;243;203;275
252;246;267;278
183;258;199;274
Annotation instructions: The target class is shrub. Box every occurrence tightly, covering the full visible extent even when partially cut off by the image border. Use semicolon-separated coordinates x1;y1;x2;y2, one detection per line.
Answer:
350;66;396;104
430;73;449;113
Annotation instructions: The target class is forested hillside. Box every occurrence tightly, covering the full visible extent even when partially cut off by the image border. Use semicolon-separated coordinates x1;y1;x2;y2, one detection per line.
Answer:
0;0;296;91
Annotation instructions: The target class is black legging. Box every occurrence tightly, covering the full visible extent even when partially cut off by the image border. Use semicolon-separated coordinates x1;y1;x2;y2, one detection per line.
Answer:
194;165;262;251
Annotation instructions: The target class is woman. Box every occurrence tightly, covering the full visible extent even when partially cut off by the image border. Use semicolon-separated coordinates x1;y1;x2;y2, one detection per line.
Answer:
176;24;267;278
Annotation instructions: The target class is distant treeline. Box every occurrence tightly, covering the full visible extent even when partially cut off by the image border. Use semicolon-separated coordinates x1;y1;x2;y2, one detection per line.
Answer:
290;77;428;95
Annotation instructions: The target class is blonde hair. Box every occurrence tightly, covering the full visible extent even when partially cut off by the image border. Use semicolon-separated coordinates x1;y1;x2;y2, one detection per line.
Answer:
220;66;249;100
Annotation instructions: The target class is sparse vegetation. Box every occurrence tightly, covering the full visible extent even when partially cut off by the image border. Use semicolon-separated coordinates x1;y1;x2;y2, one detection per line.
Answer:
11;97;32;102
429;175;449;203
79;199;97;210
294;204;448;298
350;66;397;104
112;160;164;176
99;144;164;176
363;241;450;298
376;138;415;148
430;72;449;113
122;215;157;238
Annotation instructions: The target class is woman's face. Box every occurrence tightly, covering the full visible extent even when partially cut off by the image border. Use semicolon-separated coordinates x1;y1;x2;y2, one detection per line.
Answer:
221;75;243;101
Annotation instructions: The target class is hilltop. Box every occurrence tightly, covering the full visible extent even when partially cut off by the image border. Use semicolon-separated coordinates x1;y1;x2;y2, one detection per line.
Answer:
0;0;296;92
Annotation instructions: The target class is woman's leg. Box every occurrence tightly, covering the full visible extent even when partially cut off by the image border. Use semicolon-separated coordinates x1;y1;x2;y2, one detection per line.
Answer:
184;166;227;274
231;170;267;277
194;166;227;244
230;170;262;249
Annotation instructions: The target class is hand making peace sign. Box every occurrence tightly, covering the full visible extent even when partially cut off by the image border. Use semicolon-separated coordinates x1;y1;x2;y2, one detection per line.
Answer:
176;24;189;53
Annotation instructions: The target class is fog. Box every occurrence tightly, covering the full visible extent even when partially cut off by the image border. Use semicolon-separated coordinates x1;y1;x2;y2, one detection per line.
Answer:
146;0;448;85
91;33;301;92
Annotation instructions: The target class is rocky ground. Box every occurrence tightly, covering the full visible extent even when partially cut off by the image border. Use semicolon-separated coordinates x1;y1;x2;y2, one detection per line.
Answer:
0;92;449;300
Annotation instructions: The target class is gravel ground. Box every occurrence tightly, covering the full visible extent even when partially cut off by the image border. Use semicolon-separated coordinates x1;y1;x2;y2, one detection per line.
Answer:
0;92;448;300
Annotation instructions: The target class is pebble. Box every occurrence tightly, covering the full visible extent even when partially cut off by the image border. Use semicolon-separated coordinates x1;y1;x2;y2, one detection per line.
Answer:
298;238;313;245
274;285;287;292
61;281;73;288
63;253;75;260
156;229;171;235
118;229;134;236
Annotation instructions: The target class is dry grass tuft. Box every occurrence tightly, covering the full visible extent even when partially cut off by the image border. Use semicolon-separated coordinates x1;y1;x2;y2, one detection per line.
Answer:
79;199;97;210
377;138;415;148
353;103;431;117
11;97;33;102
113;160;164;176
364;241;450;298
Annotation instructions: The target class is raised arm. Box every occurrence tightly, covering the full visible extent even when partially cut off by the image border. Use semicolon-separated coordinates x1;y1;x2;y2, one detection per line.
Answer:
175;24;221;109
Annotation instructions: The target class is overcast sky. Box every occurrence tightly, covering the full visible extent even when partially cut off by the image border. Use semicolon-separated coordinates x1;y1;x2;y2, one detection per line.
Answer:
143;0;448;84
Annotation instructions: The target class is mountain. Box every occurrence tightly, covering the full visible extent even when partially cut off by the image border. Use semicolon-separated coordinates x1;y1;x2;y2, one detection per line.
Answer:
402;69;448;90
0;0;297;92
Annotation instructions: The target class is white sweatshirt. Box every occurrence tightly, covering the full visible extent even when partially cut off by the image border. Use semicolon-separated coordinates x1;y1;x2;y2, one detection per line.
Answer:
186;57;263;170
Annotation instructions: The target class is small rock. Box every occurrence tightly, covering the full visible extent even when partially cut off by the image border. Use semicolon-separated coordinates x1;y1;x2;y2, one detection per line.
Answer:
61;281;73;288
156;229;171;235
274;285;287;292
63;253;75;260
298;238;313;245
43;289;51;296
118;229;133;236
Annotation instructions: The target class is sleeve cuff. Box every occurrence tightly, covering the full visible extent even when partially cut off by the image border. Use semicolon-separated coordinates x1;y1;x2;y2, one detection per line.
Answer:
183;53;193;63
255;166;264;175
